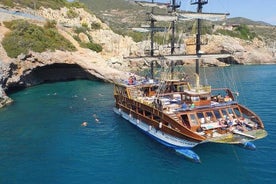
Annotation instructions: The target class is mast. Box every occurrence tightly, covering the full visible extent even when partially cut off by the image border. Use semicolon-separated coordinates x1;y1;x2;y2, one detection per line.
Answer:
170;0;177;55
150;0;155;79
135;0;172;80
170;0;180;79
191;0;208;76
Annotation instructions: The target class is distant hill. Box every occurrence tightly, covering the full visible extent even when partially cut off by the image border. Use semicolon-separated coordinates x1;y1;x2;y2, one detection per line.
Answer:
79;0;144;33
80;0;135;12
225;17;272;26
0;0;85;9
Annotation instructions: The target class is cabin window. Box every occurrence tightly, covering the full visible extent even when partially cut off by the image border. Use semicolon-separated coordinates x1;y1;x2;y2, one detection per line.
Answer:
181;114;190;128
151;86;156;91
227;108;235;117
170;85;177;92
138;108;143;115
141;88;149;96
214;110;221;119
151;86;158;91
177;85;184;92
197;112;205;124
205;111;215;122
153;115;161;122
131;105;136;111
221;109;228;118
185;95;191;101
233;107;242;118
191;96;200;102
200;95;209;101
189;114;198;126
145;111;152;118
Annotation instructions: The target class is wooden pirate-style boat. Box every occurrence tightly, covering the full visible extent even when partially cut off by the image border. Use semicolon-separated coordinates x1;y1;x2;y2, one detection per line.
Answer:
113;0;267;162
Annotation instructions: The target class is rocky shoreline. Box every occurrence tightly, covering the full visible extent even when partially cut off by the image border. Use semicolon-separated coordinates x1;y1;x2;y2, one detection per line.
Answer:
0;5;275;108
0;87;12;108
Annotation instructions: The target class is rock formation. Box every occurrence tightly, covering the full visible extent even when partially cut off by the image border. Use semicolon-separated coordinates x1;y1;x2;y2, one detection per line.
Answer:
0;6;138;107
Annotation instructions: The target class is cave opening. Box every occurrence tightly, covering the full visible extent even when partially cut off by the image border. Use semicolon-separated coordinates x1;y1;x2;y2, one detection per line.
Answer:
6;63;102;94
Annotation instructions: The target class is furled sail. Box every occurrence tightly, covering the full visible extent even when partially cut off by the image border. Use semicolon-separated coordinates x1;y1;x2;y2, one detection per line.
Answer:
132;26;167;32
132;28;151;33
125;53;231;60
135;1;169;9
164;54;231;60
178;12;229;21
150;13;178;22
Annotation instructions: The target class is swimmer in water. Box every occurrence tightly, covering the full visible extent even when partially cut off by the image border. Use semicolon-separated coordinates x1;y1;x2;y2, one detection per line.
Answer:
93;114;100;123
81;122;88;127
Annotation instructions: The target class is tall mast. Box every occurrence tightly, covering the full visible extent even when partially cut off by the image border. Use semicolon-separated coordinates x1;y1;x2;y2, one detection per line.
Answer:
150;0;155;79
170;0;180;79
191;0;208;76
170;0;176;55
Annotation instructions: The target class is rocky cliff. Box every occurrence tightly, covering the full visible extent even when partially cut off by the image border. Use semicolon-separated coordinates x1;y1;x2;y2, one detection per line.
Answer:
0;6;140;107
0;5;275;108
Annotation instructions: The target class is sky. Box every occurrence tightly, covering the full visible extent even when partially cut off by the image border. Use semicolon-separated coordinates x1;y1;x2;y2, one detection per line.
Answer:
156;0;276;25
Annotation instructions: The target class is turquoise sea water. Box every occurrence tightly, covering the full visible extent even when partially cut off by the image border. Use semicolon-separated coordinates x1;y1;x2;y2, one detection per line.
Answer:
0;65;275;184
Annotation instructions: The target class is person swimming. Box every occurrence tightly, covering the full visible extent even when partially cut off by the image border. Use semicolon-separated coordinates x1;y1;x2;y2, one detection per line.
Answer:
81;121;88;127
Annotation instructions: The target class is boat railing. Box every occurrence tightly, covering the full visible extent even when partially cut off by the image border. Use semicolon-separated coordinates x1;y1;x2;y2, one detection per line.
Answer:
211;88;236;101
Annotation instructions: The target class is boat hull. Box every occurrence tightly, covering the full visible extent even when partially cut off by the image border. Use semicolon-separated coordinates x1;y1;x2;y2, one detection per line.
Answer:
114;107;199;149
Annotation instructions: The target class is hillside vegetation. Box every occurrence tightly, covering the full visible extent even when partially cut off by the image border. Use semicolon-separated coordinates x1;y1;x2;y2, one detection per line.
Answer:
72;25;103;53
2;19;76;58
0;0;85;9
215;24;258;41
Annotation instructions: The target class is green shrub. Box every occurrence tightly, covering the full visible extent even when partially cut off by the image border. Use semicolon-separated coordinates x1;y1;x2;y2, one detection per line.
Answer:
85;42;102;52
1;0;14;7
74;26;89;34
91;22;101;30
126;31;144;42
67;1;86;9
72;34;81;42
80;42;102;53
215;24;257;40
2;20;76;58
44;20;57;29
67;8;78;19
72;28;102;53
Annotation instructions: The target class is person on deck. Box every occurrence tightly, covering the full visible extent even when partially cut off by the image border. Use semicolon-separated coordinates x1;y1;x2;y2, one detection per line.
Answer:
128;76;133;85
236;118;247;132
226;116;234;131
